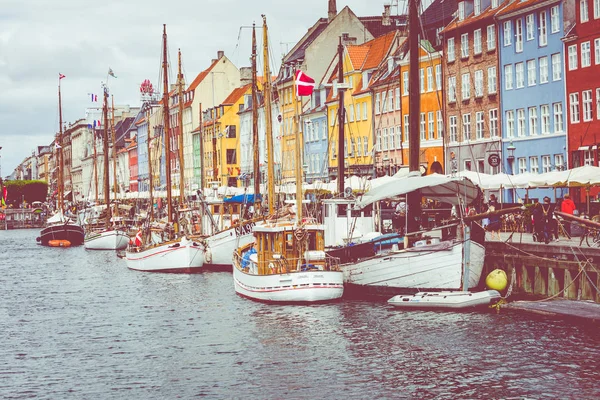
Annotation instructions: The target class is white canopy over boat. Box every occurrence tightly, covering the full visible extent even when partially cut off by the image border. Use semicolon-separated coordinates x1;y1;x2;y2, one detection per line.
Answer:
354;172;481;208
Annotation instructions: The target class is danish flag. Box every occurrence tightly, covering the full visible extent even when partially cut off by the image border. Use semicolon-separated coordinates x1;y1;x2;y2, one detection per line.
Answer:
135;230;143;246
295;70;315;97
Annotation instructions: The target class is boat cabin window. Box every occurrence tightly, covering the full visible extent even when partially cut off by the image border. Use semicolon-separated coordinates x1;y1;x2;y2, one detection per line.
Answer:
337;204;348;217
351;204;372;217
307;232;317;249
286;233;294;251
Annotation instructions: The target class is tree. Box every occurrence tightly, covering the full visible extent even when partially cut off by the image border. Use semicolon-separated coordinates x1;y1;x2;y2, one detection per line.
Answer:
3;180;48;207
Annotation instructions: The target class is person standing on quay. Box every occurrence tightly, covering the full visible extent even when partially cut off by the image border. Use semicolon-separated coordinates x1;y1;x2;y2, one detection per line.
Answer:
560;193;576;237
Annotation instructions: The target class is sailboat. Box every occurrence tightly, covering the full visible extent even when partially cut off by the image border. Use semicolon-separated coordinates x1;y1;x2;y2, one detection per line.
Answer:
37;73;85;247
232;16;344;303
124;25;206;273
338;0;485;298
84;84;129;250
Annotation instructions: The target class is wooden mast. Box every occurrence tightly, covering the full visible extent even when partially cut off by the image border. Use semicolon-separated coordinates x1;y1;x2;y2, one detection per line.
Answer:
262;15;275;215
146;106;154;222
162;24;173;224
336;36;346;196
251;23;260;211
111;95;118;219
57;77;64;214
407;0;421;235
199;104;204;192
102;86;111;228
93;126;98;203
177;49;185;206
293;71;303;223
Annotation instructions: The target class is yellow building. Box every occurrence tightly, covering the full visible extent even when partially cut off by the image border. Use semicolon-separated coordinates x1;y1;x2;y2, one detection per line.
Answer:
202;83;252;188
325;31;400;179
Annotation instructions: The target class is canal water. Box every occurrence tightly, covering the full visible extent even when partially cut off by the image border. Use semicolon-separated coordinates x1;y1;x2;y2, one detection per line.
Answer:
1;229;599;399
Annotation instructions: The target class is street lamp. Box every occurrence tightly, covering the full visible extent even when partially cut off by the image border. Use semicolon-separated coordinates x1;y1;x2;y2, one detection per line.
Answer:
506;141;516;174
383;154;391;176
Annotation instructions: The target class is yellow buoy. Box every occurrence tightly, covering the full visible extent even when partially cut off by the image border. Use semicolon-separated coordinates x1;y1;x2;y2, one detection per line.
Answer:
485;269;508;291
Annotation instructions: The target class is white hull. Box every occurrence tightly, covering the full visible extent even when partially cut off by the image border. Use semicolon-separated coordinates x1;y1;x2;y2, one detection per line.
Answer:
84;229;130;250
233;263;344;303
204;223;257;267
388;290;501;309
125;237;205;273
341;239;485;297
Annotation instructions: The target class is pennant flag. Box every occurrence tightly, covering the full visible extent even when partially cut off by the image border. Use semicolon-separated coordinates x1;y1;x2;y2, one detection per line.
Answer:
295;70;315;97
55;142;62;149
108;68;117;78
59;73;66;80
89;93;97;102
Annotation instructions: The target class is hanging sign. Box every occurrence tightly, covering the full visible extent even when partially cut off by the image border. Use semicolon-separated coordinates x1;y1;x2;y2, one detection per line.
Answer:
488;153;501;167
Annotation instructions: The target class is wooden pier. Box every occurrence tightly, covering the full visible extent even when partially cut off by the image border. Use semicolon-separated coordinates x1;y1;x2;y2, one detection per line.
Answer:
484;231;600;322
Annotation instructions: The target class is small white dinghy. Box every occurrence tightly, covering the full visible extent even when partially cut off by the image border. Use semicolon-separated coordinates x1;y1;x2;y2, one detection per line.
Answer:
388;290;501;309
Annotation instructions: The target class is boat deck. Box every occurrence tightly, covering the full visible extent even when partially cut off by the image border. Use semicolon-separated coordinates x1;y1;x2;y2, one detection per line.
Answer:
503;299;600;325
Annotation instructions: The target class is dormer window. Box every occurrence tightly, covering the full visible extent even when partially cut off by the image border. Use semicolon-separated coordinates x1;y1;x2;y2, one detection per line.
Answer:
474;0;481;16
458;2;465;21
491;0;498;8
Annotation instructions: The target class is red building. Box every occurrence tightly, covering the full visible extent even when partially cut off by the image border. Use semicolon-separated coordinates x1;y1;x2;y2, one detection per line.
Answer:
564;0;600;202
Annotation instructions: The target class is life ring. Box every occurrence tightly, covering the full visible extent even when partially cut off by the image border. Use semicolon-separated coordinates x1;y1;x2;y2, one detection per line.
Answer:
204;247;212;264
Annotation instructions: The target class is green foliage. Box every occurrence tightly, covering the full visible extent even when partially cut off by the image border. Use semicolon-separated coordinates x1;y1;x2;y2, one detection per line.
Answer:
2;180;48;206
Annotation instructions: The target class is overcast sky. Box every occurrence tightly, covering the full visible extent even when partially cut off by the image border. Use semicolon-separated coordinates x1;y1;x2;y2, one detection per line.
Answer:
0;0;422;177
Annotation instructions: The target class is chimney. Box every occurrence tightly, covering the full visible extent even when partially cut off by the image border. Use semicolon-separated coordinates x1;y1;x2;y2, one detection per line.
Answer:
382;4;391;26
341;32;357;46
239;67;252;86
217;50;224;59
328;0;337;22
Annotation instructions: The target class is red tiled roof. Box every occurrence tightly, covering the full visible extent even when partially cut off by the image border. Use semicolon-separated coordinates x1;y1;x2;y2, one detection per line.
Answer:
187;58;219;92
222;83;251;105
346;31;397;71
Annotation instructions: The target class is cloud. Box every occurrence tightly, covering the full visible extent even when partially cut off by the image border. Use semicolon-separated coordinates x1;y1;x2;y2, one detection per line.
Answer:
0;0;394;176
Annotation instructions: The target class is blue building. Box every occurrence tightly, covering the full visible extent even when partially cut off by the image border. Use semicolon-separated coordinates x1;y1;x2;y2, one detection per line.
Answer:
497;0;570;202
303;87;329;184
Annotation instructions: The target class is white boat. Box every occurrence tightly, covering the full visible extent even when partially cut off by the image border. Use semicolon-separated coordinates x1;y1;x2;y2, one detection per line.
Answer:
125;236;205;273
203;219;259;267
84;229;129;250
341;173;486;298
388;290;501;309
232;221;344;303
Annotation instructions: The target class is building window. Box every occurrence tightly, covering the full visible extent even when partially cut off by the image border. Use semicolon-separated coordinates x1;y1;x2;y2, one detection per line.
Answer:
539;56;548;83
449;115;458;142
553;103;564;132
597;88;600;118
462;73;471;100
489;109;498;137
448;38;455;62
465;160;472;171
552;53;562;80
539;11;547;46
542;155;551;173
584;150;594;165
388;90;394;112
375;93;381;114
435;64;442;91
488;66;497;94
428;112;435;139
555;154;565;170
504;64;513;90
382;91;387;113
529;106;538;135
595;0;600;19
551;6;560;33
388;127;395;149
475;70;483;97
403;115;409;142
476;111;484;139
363;103;367;120
463;113;471;141
515;62;524;88
518;157;527;174
582;41;591;67
420;113;426;140
395;125;402;148
458;1;465;20
583;90;593;121
515;19;523;52
448;76;456;102
527;59;536;86
426;67;433;92
581;0;590;22
478;159;485;173
402;71;409;95
330;109;336;126
568;45;578;70
382;128;388;151
526;14;535;40
461;33;469;58
506;110;515;138
474;29;482;54
517;108;525;137
395;88;400;110
530;156;539;174
363;136;368;155
541;104;550;134
376;129;381;151
226;149;237;164
595;38;600;64
348;105;354;122
504;21;512;46
474;0;481;16
419;69;425;93
437;110;443;137
570;93;580;123
487;25;496;51
355;103;361;122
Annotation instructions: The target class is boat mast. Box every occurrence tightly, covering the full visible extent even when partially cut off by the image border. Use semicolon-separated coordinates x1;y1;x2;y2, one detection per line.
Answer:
293;70;303;223
177;49;185;206
57;78;64;214
93;126;98;203
262;15;275;215
162;24;173;224
251;23;261;212
336;36;346;196
102;85;111;228
407;0;421;235
146;105;154;222
111;95;118;218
